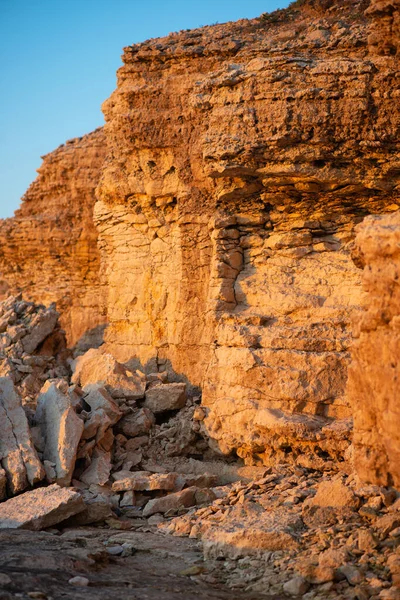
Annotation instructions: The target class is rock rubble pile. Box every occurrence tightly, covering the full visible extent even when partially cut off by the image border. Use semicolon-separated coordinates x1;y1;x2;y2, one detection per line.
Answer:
163;466;400;599
0;296;221;530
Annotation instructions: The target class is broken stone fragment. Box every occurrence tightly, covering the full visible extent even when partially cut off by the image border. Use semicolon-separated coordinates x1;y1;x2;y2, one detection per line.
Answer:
144;383;187;413
375;513;400;538
202;503;302;560
143;487;198;517
82;383;122;425
62;496;113;526
0;377;45;495
112;471;178;492
175;473;218;490
306;479;359;510
82;410;105;440
0;484;85;530
283;576;310;596
79;448;112;486
117;407;155;438
146;372;168;385
72;348;146;400
120;490;135;507
337;565;363;586
35;380;84;486
20;305;59;354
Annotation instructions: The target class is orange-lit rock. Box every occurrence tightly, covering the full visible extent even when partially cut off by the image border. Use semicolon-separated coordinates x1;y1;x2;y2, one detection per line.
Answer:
95;0;399;464
348;212;400;488
0;128;107;346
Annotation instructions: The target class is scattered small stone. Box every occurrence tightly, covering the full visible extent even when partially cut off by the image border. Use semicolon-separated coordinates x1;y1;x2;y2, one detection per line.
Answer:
0;574;11;586
106;545;124;556
68;576;89;587
180;565;206;576
283;576;310;596
338;565;363;586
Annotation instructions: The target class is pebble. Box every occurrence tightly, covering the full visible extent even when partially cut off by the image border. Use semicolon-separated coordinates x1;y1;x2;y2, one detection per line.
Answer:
337;565;363;586
106;545;124;556
68;576;90;587
0;574;11;586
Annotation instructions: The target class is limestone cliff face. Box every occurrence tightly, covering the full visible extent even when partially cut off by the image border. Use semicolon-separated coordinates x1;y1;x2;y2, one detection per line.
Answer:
0;129;107;346
0;0;399;471
96;0;399;464
348;212;400;488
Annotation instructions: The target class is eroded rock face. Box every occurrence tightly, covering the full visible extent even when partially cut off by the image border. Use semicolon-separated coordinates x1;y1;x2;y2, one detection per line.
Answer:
0;129;107;346
348;212;400;488
366;0;400;56
95;1;399;464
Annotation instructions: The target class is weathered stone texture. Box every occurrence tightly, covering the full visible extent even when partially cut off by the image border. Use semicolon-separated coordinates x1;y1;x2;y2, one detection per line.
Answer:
366;0;400;56
0;128;107;346
0;0;399;472
95;1;399;464
35;380;84;486
348;212;400;488
0;484;85;530
0;377;45;495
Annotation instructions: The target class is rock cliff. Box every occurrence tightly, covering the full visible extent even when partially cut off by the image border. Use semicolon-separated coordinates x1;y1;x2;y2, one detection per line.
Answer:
0;128;107;346
348;212;400;488
0;0;399;474
95;0;399;465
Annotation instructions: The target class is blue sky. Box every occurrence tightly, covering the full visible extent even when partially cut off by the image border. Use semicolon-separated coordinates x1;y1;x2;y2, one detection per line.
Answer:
0;0;291;219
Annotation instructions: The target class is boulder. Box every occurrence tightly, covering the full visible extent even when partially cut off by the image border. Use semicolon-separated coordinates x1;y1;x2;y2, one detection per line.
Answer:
112;471;177;492
143;487;198;517
72;349;146;400
35;380;84;486
144;383;187;413
283;576;310;596
306;479;359;510
117;407;155;438
0;377;45;495
21;305;59;354
82;384;122;425
79;448;112;486
0;484;85;530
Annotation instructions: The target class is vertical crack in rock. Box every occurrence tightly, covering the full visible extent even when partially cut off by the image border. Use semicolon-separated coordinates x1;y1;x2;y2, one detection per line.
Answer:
0;377;45;495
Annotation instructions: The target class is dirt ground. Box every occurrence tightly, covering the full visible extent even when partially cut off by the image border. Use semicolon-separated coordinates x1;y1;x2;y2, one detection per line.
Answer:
0;528;282;600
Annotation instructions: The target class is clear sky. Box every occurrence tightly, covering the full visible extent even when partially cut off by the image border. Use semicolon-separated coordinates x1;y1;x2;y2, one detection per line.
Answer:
0;0;291;219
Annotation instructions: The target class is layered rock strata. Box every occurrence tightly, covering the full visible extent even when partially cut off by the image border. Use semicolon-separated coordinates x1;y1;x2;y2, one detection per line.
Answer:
0;128;107;346
366;0;400;56
0;0;399;474
348;212;400;488
96;0;400;465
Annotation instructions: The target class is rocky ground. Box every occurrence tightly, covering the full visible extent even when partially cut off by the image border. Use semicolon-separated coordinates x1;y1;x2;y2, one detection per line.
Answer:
0;297;399;600
0;529;264;600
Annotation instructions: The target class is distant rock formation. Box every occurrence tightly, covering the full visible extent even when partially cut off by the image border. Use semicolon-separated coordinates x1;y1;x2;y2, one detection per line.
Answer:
0;128;106;346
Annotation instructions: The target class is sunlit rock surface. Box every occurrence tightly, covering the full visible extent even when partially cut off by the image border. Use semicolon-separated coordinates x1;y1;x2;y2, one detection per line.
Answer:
95;0;399;465
0;129;107;346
